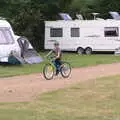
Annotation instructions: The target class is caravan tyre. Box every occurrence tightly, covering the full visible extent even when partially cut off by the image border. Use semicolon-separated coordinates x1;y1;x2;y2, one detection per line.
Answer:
77;47;84;55
85;47;92;55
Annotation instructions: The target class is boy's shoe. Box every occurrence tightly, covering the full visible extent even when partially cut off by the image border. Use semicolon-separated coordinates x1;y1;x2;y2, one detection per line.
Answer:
55;70;59;76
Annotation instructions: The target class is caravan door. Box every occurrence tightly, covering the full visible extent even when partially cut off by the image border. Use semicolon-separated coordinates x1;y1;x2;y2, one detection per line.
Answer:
82;27;104;51
0;28;19;62
61;27;80;51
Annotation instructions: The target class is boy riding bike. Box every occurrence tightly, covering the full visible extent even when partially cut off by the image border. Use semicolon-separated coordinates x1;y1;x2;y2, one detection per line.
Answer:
44;41;71;80
46;42;62;75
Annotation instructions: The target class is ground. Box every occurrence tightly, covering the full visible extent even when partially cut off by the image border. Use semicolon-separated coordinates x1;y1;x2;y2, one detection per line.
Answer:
1;66;120;120
1;62;120;120
0;62;120;103
1;54;120;77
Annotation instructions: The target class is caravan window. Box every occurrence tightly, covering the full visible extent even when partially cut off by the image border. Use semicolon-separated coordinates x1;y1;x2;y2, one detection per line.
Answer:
4;29;14;44
0;29;14;44
104;27;119;37
50;28;63;37
71;28;80;37
0;30;8;44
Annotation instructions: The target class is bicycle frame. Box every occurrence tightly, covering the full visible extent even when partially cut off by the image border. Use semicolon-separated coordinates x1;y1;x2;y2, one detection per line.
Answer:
46;56;56;69
46;56;63;71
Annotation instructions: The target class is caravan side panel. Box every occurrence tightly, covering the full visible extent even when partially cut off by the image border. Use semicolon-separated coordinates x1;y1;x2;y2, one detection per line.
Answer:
0;21;21;62
45;20;120;52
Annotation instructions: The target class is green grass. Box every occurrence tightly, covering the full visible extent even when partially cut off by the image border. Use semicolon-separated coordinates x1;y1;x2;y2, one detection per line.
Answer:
0;75;120;120
1;52;120;77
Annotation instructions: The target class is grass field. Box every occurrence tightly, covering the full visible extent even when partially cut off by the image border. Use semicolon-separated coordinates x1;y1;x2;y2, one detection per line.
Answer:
0;53;120;77
0;75;120;120
0;52;120;77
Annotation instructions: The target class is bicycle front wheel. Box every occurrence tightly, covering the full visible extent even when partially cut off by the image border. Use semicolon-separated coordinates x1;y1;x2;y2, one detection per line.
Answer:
60;62;71;78
43;64;54;80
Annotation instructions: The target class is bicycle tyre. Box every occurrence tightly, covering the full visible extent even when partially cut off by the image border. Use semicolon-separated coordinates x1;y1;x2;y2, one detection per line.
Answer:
43;64;54;80
60;62;71;78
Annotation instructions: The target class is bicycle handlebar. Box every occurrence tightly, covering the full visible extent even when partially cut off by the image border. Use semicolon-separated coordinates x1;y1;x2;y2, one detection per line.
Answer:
44;56;55;61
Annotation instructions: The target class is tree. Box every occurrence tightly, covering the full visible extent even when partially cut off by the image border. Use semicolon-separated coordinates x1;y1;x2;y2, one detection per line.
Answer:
94;0;120;18
68;0;96;19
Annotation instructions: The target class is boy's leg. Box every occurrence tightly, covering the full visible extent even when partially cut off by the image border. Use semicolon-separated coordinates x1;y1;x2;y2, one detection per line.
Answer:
53;60;57;68
54;59;61;75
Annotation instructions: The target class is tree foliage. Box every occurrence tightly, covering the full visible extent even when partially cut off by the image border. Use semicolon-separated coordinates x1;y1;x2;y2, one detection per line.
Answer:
95;0;120;18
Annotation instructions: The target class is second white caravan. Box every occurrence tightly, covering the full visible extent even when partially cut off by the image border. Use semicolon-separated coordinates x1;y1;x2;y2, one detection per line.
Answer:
45;20;120;54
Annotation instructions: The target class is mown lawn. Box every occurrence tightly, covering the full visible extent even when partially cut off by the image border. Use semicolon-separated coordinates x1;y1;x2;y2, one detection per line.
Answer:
0;52;120;77
0;75;120;120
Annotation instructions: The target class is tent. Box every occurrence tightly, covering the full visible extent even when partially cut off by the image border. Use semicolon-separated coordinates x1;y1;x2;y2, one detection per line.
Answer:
8;37;43;64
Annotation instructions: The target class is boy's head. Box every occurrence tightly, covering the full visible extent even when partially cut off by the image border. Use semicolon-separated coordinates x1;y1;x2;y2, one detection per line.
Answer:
54;42;59;48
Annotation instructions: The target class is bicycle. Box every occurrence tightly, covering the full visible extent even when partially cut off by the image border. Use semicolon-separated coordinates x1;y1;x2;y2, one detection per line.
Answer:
43;56;71;80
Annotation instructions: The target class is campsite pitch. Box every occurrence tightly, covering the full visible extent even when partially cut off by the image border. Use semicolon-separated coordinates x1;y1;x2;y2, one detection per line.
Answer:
0;72;120;120
1;54;120;77
0;62;120;102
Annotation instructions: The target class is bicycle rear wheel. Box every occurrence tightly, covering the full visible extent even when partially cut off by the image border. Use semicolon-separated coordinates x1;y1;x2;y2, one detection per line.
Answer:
60;62;71;78
43;64;54;80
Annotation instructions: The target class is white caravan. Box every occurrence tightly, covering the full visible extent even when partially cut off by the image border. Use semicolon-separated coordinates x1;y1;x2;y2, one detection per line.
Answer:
0;19;42;63
45;20;120;54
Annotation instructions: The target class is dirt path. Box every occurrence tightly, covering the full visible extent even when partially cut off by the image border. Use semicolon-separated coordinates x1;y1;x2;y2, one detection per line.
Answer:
0;63;120;103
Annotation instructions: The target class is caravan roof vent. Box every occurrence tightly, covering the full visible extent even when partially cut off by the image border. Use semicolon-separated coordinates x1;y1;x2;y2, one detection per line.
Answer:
96;18;104;20
76;14;84;20
0;17;6;20
59;13;72;20
91;13;100;20
109;12;120;20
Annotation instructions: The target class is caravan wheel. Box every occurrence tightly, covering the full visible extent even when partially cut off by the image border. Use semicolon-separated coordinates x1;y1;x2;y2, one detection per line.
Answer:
85;47;92;55
77;47;84;55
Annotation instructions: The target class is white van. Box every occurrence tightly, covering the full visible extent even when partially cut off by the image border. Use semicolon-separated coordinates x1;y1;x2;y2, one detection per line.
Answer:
45;20;120;54
0;20;42;63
